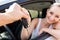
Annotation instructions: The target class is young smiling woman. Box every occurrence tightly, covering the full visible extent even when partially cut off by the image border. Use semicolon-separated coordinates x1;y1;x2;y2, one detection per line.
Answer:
21;3;60;40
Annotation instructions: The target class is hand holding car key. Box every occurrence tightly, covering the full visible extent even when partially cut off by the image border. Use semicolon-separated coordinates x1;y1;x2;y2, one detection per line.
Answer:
5;3;31;26
4;3;31;40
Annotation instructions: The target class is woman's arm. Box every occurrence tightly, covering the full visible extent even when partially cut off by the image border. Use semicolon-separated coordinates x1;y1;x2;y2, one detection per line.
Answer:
21;18;39;40
41;28;60;39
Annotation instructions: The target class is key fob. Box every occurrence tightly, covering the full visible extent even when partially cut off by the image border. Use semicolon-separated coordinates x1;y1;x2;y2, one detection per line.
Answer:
21;18;28;28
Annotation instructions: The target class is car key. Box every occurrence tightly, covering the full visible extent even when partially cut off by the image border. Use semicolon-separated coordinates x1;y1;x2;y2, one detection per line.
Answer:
21;18;28;28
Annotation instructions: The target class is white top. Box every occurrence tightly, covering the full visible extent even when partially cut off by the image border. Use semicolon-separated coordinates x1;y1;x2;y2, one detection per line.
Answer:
31;18;41;39
30;18;54;40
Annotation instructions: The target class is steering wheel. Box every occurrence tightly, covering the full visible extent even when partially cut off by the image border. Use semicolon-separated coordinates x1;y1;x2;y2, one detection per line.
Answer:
15;18;28;40
3;18;28;40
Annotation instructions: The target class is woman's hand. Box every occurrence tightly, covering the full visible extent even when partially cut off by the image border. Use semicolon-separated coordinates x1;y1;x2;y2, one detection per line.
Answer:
38;28;46;35
39;28;60;39
38;28;49;36
5;3;31;24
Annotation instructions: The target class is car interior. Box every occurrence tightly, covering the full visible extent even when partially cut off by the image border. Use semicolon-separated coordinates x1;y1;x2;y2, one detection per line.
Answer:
0;0;55;40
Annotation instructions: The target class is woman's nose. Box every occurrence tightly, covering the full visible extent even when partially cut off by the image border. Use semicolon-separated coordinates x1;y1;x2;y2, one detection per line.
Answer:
49;16;55;21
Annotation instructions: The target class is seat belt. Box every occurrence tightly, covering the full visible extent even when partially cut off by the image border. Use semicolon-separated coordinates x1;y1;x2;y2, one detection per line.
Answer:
31;32;51;40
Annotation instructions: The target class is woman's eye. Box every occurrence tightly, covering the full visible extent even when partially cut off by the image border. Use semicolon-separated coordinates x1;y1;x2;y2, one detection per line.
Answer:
55;16;59;18
50;12;53;15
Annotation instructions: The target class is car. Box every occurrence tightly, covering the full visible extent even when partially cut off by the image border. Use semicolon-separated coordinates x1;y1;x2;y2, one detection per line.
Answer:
0;0;57;40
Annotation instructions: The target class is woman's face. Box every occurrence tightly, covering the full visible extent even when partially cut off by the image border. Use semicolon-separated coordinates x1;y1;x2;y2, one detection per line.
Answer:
46;6;60;24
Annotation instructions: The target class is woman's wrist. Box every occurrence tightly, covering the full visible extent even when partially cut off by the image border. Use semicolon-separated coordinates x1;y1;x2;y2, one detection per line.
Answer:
41;28;50;33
